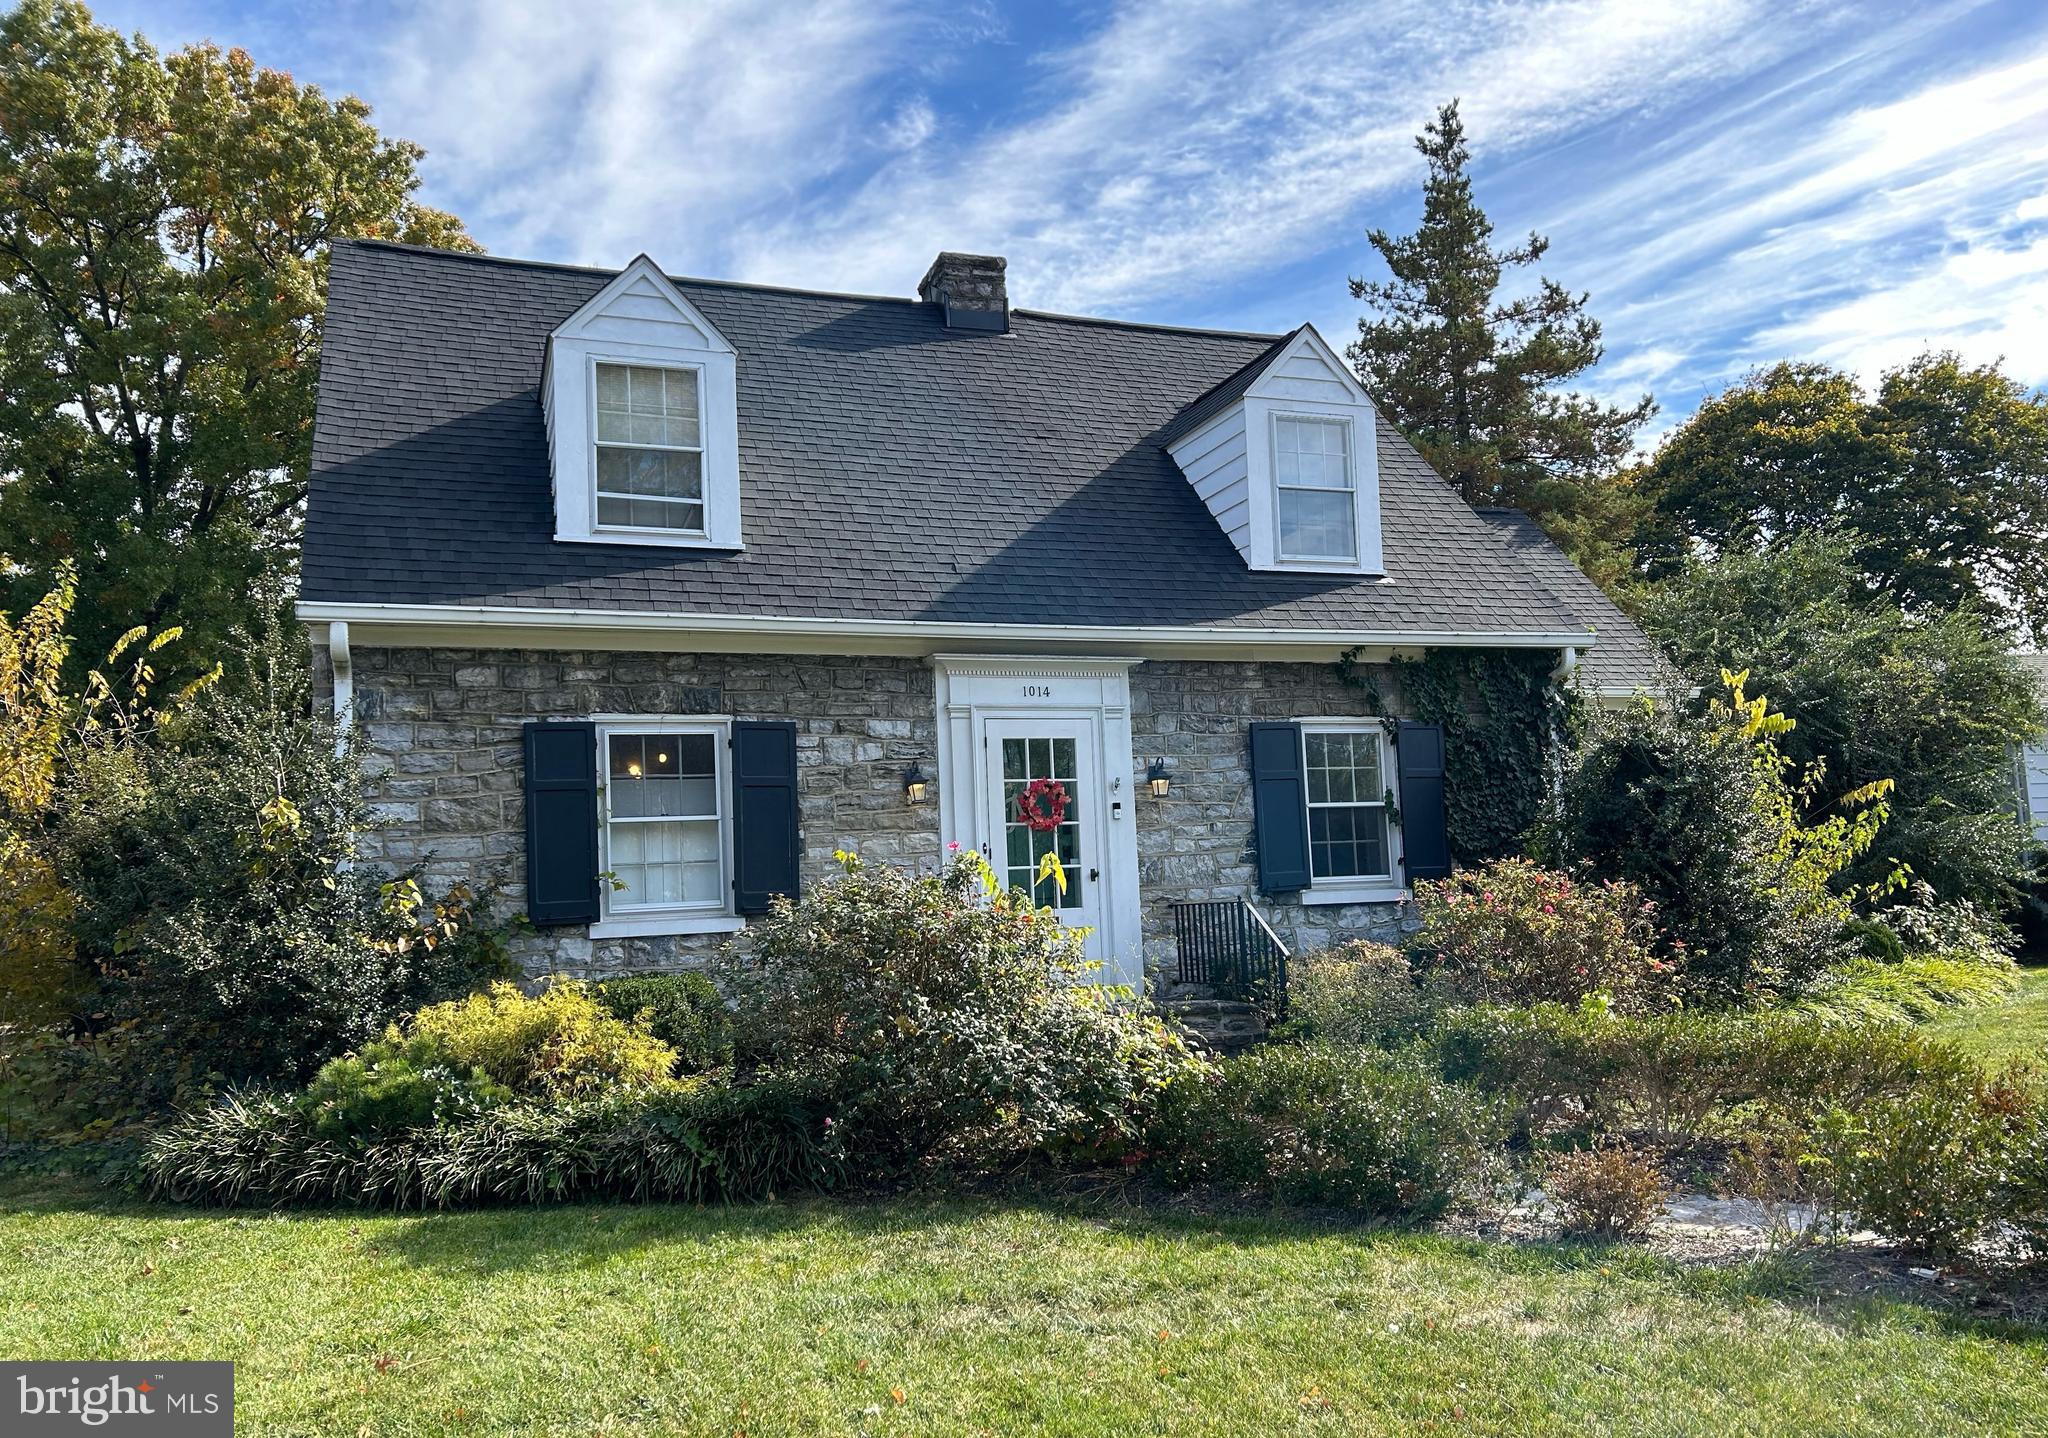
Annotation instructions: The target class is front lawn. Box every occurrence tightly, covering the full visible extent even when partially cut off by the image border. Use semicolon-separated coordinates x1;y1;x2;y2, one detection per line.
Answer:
3;1182;2044;1437
1927;965;2048;1066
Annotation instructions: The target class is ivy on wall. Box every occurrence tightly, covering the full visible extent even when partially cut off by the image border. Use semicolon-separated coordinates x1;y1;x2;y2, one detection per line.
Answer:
1338;646;1574;863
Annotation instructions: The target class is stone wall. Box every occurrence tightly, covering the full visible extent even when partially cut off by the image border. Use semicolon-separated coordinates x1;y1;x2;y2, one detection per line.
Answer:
1127;660;1418;984
335;647;940;975
333;647;1420;987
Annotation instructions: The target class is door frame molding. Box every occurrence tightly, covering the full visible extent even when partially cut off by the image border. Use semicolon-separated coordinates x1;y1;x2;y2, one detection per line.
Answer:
931;654;1144;987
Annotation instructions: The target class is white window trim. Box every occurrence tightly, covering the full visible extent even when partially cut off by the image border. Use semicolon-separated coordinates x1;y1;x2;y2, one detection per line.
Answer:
589;714;739;939
1270;412;1360;565
589;359;709;540
1296;715;1407;905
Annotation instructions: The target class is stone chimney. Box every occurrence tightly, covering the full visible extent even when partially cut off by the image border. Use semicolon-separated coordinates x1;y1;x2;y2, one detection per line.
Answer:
917;252;1008;332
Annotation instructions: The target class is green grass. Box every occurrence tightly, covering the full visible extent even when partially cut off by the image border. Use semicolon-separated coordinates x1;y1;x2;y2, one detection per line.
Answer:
2;1183;2044;1436
1926;965;2048;1066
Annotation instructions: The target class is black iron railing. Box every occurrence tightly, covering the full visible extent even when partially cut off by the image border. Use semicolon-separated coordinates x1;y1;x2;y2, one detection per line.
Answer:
1171;899;1290;1016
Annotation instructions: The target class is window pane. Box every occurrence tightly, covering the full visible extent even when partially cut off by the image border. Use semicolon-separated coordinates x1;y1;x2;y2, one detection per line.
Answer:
1279;488;1357;559
1309;805;1390;880
597;447;702;502
597;496;705;531
594;362;701;448
611;818;720;907
608;732;717;819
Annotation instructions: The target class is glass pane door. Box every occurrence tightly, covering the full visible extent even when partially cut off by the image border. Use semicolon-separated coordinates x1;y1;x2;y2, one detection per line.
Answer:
1001;734;1083;910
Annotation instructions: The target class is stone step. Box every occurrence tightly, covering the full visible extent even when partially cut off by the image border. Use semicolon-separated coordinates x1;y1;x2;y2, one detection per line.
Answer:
1160;998;1271;1056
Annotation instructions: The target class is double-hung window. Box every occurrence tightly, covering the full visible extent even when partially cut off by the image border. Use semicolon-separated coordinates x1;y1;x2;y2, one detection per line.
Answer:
1274;416;1357;563
599;722;728;920
1301;720;1399;898
594;362;705;533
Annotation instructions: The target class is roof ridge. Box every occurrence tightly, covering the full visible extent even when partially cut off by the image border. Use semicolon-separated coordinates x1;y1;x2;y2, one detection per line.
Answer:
335;239;1289;340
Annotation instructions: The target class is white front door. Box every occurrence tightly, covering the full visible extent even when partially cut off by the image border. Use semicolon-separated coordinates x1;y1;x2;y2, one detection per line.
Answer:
981;717;1106;955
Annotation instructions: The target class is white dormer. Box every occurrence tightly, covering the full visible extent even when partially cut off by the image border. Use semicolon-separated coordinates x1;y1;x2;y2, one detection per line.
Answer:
1165;325;1382;575
544;255;742;550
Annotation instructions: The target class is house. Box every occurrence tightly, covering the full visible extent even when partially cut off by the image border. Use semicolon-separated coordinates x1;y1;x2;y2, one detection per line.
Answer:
299;242;1666;991
2014;654;2048;844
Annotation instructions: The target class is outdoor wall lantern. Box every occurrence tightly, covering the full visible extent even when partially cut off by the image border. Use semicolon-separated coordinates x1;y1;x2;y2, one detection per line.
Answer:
1146;757;1173;798
903;762;930;805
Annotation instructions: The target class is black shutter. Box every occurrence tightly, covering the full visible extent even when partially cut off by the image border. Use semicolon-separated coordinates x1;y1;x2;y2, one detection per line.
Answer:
1397;719;1452;881
732;720;800;914
1249;721;1311;893
523;721;600;925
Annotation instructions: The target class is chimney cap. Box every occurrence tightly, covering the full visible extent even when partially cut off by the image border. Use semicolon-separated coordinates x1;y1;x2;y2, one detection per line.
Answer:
918;252;1008;333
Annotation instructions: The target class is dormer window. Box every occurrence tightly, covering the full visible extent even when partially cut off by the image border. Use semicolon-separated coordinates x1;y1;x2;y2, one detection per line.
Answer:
1161;324;1383;576
1274;415;1356;563
594;362;705;533
544;254;742;551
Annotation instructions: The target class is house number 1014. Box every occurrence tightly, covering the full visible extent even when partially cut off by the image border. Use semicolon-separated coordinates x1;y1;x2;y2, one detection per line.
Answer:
1021;684;1056;698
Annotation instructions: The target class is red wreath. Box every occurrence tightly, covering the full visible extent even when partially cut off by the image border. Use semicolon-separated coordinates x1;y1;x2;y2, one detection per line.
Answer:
1016;777;1070;833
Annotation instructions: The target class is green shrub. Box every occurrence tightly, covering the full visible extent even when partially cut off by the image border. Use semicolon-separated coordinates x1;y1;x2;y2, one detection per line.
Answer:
720;852;1205;1178
1842;917;1907;966
1148;1044;1504;1217
1803;1072;2030;1260
144;1077;844;1209
1541;685;1874;1003
1425;1002;1979;1143
48;670;517;1107
296;981;678;1141
297;1044;509;1142
1875;883;2018;964
406;981;677;1099
592;972;733;1073
1282;940;1456;1047
1543;1138;1671;1238
1409;858;1672;1011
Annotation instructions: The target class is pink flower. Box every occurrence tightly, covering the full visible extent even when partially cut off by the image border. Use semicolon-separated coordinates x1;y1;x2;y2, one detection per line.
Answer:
947;841;961;852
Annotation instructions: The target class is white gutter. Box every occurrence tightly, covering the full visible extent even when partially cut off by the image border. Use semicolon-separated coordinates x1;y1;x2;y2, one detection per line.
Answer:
297;600;1596;655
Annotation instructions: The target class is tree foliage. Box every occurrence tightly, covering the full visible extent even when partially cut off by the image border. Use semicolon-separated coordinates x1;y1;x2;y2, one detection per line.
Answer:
1347;100;1653;584
0;0;478;684
1633;533;2042;905
1543;675;1891;1003
1635;354;2048;640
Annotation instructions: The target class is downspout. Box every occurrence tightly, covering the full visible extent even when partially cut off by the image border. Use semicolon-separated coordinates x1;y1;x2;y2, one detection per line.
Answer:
1548;645;1580;807
328;620;353;756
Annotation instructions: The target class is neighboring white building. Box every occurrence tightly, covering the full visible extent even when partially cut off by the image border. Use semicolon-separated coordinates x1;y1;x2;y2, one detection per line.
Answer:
2016;654;2048;843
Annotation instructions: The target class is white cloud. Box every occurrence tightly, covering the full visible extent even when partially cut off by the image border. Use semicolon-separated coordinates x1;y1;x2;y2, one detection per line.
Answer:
370;0;930;266
727;0;1805;311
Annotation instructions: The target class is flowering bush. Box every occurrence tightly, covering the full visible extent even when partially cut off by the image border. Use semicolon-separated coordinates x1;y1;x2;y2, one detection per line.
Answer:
720;851;1205;1178
1411;858;1672;1011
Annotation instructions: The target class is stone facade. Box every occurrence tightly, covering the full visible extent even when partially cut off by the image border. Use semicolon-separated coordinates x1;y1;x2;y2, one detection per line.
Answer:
1130;660;1420;980
332;647;1420;988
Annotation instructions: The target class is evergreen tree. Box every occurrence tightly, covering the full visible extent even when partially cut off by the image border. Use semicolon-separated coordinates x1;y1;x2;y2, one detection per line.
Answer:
0;0;478;685
1348;100;1652;584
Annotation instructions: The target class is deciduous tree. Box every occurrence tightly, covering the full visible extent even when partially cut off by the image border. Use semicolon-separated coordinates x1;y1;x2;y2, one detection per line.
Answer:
0;0;478;683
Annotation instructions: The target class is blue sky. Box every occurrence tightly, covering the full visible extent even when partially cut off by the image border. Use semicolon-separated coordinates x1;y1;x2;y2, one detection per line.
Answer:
96;0;2048;442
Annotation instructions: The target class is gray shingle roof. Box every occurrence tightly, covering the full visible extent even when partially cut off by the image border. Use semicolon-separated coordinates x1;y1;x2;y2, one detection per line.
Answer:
1154;326;1299;448
1473;509;1671;693
302;241;1652;671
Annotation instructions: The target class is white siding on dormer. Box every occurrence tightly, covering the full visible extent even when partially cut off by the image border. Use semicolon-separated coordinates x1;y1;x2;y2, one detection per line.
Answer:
1173;407;1252;561
1259;348;1358;406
